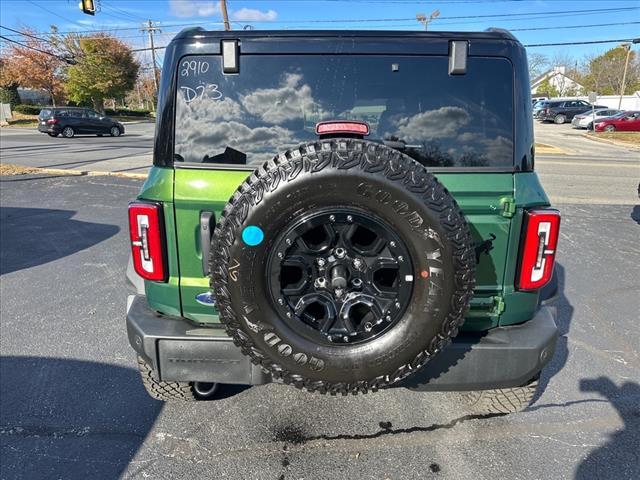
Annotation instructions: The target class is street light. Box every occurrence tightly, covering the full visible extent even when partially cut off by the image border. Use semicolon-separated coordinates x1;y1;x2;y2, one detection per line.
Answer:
416;10;440;31
618;38;640;110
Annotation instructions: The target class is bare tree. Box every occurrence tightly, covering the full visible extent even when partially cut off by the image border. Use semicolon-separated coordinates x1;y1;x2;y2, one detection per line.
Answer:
528;52;548;80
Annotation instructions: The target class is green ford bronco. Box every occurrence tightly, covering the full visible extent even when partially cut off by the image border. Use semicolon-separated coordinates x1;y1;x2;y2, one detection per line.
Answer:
126;29;560;413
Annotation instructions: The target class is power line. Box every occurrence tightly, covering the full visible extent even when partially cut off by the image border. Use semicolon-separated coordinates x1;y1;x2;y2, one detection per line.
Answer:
510;21;640;32
2;19;637;43
524;38;637;48
340;20;640;31
0;35;74;63
175;6;640;23
101;1;147;22
3;5;637;36
25;0;83;27
0;25;51;43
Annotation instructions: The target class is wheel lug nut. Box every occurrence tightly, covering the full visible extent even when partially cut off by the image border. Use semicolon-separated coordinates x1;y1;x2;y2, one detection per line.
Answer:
398;255;404;262
329;215;336;222
385;315;392;322
315;277;327;289
343;336;349;342
278;298;284;305
277;252;284;259
317;258;326;267
364;322;373;332
352;278;363;288
335;247;346;259
286;312;292;318
390;241;396;248
286;238;292;246
395;302;401;309
347;215;353;223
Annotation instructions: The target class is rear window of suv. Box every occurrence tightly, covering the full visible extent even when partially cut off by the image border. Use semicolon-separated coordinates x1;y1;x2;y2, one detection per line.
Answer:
174;55;514;168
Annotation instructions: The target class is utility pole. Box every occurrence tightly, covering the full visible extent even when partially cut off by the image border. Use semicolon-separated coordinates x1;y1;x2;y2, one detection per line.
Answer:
416;10;440;31
220;0;231;31
141;20;161;97
618;39;639;109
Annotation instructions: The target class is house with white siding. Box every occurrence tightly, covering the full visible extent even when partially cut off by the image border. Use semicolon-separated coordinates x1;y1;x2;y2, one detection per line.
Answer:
531;66;584;97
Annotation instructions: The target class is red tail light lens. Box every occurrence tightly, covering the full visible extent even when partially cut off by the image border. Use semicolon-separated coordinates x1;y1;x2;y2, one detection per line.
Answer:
316;121;370;136
128;202;167;282
517;209;560;291
46;118;58;125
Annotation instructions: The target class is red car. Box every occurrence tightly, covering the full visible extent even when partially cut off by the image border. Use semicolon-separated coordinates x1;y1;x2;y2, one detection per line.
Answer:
594;110;640;132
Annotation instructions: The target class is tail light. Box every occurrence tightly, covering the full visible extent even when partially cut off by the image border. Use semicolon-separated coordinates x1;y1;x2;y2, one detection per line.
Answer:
128;201;167;282
517;209;560;291
544;108;550;114
46;118;58;125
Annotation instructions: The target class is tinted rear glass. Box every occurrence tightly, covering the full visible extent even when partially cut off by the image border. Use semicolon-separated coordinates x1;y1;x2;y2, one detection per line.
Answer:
38;109;52;119
175;55;514;168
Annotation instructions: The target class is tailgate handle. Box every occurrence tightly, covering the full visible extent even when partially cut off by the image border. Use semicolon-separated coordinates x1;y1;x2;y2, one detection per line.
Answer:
200;211;215;275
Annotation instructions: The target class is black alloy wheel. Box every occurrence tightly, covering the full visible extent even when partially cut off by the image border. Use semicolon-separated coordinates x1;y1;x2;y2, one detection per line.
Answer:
268;208;414;345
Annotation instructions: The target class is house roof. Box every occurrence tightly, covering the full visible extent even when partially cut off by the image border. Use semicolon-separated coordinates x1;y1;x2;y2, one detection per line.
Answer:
531;69;584;89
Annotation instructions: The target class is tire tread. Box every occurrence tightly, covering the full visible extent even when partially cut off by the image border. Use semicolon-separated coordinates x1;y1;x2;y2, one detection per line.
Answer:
137;356;197;402
210;139;476;395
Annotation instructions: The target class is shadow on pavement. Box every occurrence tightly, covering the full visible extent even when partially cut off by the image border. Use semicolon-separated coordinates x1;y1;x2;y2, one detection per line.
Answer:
531;263;573;405
0;356;164;480
576;377;640;479
0;206;119;275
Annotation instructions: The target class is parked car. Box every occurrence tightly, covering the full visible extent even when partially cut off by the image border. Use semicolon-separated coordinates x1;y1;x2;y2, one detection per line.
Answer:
594;111;640;132
125;28;561;414
571;108;621;129
37;107;125;138
532;100;549;118
537;99;607;124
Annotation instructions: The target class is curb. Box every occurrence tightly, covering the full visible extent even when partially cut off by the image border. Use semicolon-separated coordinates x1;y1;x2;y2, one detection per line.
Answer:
1;164;148;179
535;142;568;155
580;133;640;150
120;120;154;125
45;167;148;179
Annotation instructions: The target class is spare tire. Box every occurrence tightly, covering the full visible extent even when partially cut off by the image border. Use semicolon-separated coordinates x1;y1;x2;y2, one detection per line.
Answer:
210;139;475;395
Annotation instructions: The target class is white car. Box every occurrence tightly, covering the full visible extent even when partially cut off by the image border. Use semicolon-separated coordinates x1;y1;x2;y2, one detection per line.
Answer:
571;108;621;129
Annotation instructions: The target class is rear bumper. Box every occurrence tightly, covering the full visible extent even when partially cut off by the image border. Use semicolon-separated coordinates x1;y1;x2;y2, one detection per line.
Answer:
38;124;60;134
126;295;558;391
127;295;270;385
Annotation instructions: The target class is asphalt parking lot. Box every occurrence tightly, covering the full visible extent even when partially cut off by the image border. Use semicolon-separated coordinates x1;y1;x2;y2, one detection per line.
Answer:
0;122;154;174
1;149;638;479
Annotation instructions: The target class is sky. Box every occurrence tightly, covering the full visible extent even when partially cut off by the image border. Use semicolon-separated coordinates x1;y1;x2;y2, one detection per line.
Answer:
1;0;638;69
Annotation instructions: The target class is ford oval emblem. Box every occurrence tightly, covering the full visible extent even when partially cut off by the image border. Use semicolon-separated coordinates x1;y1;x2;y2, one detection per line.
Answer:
195;291;215;306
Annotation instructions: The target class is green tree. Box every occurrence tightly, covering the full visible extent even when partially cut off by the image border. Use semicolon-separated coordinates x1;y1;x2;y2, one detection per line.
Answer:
536;77;560;97
65;34;139;113
582;46;640;95
0;84;22;108
0;58;22;108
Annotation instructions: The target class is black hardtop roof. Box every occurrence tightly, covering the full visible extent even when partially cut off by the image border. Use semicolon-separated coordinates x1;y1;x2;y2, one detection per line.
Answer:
172;27;518;43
